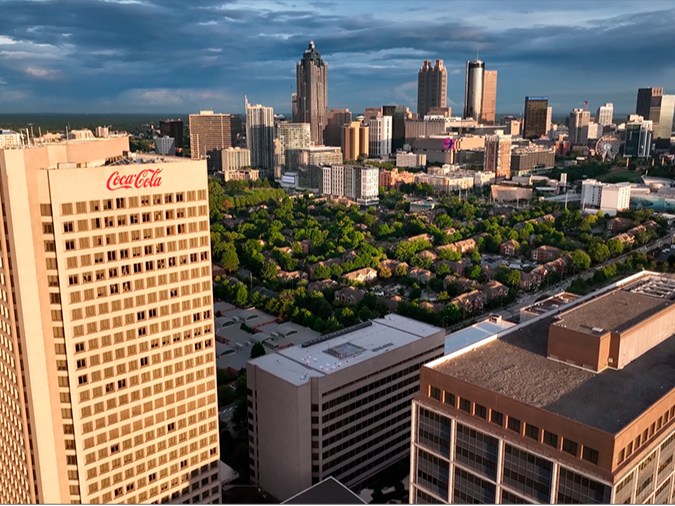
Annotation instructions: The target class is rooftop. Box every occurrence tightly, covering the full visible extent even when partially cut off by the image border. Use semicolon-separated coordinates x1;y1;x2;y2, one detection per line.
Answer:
431;278;675;434
283;477;365;505
251;314;443;386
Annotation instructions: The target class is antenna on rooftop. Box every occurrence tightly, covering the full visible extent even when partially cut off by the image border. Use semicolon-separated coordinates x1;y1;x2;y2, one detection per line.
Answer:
477;45;479;60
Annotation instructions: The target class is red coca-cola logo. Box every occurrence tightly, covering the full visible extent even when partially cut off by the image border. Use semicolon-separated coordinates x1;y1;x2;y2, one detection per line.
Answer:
106;169;163;191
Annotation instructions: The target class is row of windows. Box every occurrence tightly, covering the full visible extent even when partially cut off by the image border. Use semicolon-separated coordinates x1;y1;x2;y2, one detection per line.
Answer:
57;192;206;217
71;298;210;325
617;407;675;465
68;281;210;308
59;208;208;235
429;387;600;465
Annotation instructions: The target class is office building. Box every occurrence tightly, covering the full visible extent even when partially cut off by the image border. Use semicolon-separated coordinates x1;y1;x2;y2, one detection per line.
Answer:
222;147;251;172
463;60;484;121
418;60;448;117
291;93;299;123
428;107;452;118
0;137;220;504
597;103;614;126
414;173;474;193
154;136;176;156
383;105;408;153
369;116;393;158
159;120;184;150
412;135;485;165
649;95;675;140
410;271;675;504
247;315;445;501
276;122;312;169
317;164;378;205
636;87;663;120
325;109;352;147
510;147;555;176
0;129;22;148
341;121;369;161
298;146;343;170
245;102;275;175
500;117;521;137
480;70;497;125
396;152;427;168
380;169;415;188
581;179;632;215
95;126;110;139
546;107;553;136
363;107;383;122
484;131;512;179
569;108;591;144
523;97;549;139
625;118;653;158
296;41;328;145
189;110;232;172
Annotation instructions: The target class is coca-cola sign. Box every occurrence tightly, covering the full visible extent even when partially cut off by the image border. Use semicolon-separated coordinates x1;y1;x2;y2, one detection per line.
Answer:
106;169;163;191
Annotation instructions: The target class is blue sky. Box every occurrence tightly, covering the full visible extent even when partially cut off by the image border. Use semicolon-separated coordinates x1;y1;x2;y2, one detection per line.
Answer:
0;0;674;117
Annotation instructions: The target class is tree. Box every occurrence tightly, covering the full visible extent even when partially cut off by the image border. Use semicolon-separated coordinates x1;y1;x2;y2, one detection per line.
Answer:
234;284;248;307
588;243;610;264
607;238;624;256
378;267;392;279
358;306;373;322
394;264;408;277
438;248;461;261
260;261;278;283
250;343;266;359
466;265;483;280
469;249;481;264
220;244;240;273
312;265;331;280
571;249;592;270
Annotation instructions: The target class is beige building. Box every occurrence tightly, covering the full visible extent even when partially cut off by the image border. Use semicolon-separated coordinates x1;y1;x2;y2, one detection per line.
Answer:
189;110;233;172
276;122;312;170
247;315;445;501
484;131;512;179
0;129;22;149
342;122;369;161
325;109;352;147
221;147;251;172
0;137;220;504
480;70;497;125
299;146;343;168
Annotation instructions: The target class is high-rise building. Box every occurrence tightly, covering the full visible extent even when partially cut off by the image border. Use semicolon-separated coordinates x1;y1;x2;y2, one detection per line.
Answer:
484;131;512;179
222;147;251;172
418;60;448;117
546;107;553;136
341;121;369;161
245;102;275;174
0;129;22;148
0;136;220;504
636;87;663;119
510;147;556;176
649;95;675;140
291;93;298;123
480;70;497;125
189;110;233;172
298;146;343;170
383;105;407;153
625;118;653;158
464;60;484;121
523;97;549;139
154;136;176;156
410;271;675;504
296;41;328;145
569;108;591;144
369;116;393;158
363;107;383;122
248;315;445;501
159;120;184;150
597;103;614;126
276;122;312;169
95;126;110;138
324;109;352;147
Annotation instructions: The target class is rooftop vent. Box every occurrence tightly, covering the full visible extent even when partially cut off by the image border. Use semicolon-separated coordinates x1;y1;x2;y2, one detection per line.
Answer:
591;327;604;333
301;321;372;348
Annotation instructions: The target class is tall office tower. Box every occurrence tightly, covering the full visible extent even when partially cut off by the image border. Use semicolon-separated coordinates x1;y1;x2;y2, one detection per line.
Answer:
324;109;352;147
248;315;445;501
463;60;485;121
363;107;383;122
291;93;299;123
245;102;275;174
296;41;328;145
625;118;653;158
484;131;512;179
480;70;497;125
523;97;549;139
649;95;675;139
0;136;220;504
276;122;311;169
159;120;184;150
636;87;663;119
546;107;553;135
597;103;614;126
342;121;364;161
383;105;407;153
189;110;232;172
569;108;591;144
410;271;675;505
369;116;393;158
417;60;448;117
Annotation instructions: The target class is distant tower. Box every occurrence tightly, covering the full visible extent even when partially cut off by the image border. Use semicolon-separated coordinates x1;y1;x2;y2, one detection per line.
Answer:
296;41;328;145
523;96;549;139
417;60;447;117
636;87;662;120
464;60;485;120
245;101;275;175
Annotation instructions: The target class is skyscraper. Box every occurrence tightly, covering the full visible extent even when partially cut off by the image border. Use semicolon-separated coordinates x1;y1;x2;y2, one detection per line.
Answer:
636;87;663;119
245;101;275;174
546;107;553;135
569;108;591;144
649;95;675;140
480;70;497;125
0;136;220;504
291;93;298;123
324;109;352;147
523;97;549;139
159;120;184;150
484;131;512;179
417;60;447;117
383;105;407;152
464;60;484;120
189;111;233;172
369;116;393;158
597;103;614;126
276;122;312;169
296;41;328;145
625;118;653;158
341;121;369;161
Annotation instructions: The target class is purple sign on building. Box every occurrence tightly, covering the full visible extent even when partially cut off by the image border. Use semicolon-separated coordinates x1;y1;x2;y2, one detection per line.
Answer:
443;138;455;150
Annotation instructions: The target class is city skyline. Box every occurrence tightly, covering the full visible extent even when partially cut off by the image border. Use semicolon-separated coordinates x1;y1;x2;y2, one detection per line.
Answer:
0;1;673;115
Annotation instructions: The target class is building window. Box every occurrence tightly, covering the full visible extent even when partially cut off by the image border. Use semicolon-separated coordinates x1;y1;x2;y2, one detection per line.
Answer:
459;398;471;413
582;446;599;465
490;410;503;427
507;417;521;433
475;404;487;420
562;438;578;457
543;431;558;448
525;424;539;441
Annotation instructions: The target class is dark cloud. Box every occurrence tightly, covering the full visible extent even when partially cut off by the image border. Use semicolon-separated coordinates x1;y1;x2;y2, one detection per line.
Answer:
0;0;672;115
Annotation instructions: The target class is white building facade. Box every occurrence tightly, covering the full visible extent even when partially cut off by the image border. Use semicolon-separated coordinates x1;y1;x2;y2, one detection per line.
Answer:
369;116;393;158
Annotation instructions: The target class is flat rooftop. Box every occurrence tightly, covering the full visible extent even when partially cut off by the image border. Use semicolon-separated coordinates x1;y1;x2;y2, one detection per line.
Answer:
444;318;515;356
432;311;675;434
251;314;443;386
520;292;580;317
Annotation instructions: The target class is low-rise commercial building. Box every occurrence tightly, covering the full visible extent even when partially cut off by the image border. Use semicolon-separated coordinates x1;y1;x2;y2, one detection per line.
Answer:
510;147;555;176
380;169;415;189
581;179;632;216
0;129;22;148
396;152;427;168
412;135;485;165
